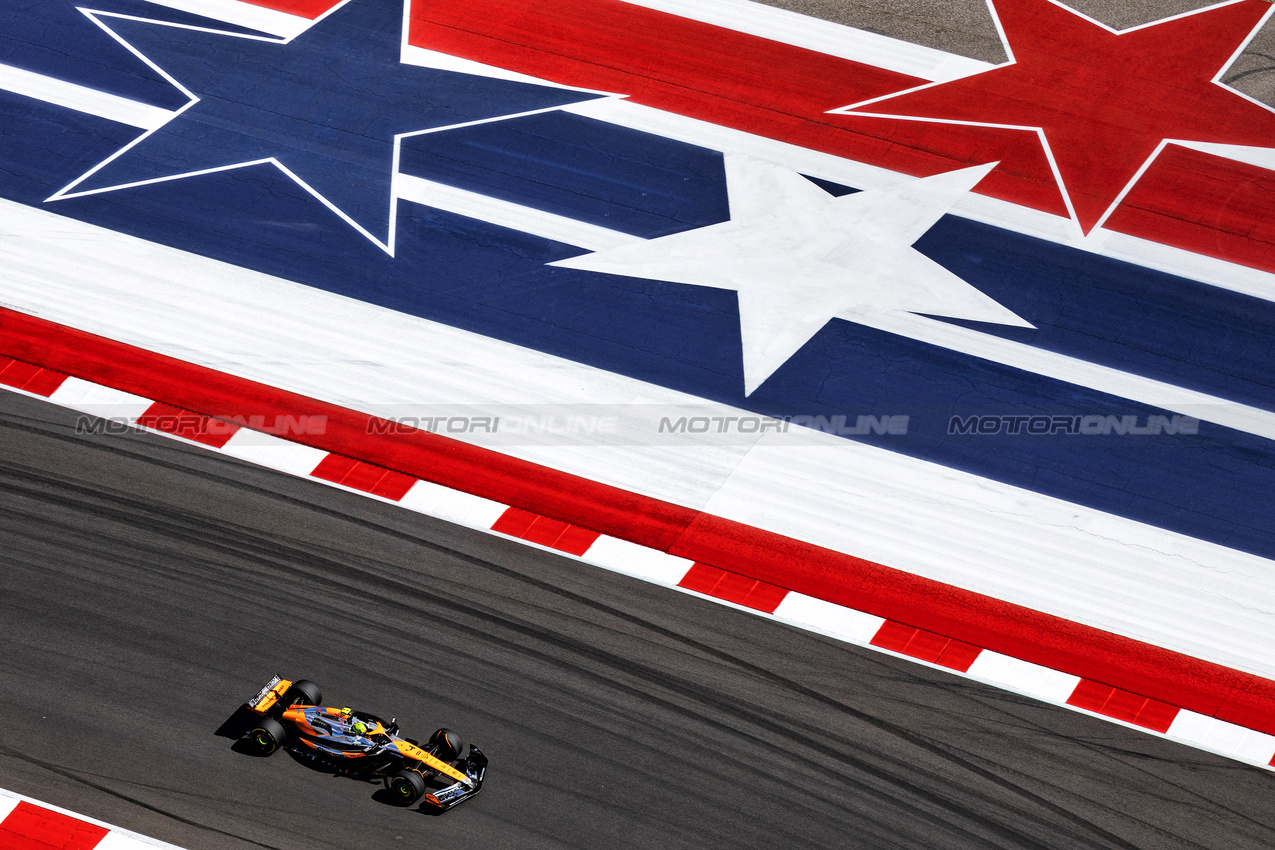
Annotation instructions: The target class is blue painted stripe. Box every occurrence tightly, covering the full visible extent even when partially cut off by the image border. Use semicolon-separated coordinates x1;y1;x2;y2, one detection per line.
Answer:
0;92;142;203
1;0;271;112
915;215;1275;413
398;111;729;239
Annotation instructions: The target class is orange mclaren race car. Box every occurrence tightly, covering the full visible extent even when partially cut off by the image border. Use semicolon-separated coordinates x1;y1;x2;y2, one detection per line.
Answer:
238;675;487;810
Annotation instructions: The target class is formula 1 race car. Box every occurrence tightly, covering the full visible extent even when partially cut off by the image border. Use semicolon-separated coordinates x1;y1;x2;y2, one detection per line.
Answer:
238;675;487;810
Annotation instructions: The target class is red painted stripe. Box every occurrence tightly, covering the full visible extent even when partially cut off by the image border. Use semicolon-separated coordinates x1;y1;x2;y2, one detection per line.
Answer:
310;454;417;500
3;307;1275;735
406;0;1069;220
0;356;66;396
491;507;601;555
870;620;982;672
1103;145;1275;274
0;801;109;850
678;563;788;613
136;402;240;448
1067;679;1180;733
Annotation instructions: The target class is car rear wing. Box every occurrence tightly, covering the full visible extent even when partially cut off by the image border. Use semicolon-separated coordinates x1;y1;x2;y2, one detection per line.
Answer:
423;746;488;811
247;675;293;714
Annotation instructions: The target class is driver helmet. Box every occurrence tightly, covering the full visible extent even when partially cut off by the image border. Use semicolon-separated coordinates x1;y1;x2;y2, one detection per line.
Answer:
350;720;368;736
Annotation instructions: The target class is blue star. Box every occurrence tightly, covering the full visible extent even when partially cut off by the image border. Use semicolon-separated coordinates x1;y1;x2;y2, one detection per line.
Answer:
53;0;602;251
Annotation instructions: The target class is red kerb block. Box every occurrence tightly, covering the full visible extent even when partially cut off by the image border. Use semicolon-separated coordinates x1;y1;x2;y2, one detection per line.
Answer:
870;620;982;672
0;801;109;850
136;402;240;448
0;356;67;396
491;508;601;556
1067;679;1180;732
309;453;417;500
677;563;788;613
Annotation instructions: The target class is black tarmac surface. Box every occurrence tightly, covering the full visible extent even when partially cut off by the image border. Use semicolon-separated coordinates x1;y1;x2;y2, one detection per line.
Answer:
2;393;1274;849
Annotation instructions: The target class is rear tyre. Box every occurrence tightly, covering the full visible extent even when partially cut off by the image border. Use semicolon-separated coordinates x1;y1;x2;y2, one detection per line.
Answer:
285;679;322;707
247;716;287;756
388;770;426;806
429;728;465;762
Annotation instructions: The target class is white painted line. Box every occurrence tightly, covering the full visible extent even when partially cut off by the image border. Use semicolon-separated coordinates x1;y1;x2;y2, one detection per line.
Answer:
47;378;154;422
95;829;185;849
1176;140;1275;178
397;479;509;529
1168;711;1275;767
582;535;694;586
395;174;641;252
0;792;19;821
965;651;1084;704
855;311;1275;440
771;593;885;644
401;45;558;86
400;44;618;93
141;0;311;39
0;63;174;130
1088;225;1275;304
218;429;329;476
617;0;994;83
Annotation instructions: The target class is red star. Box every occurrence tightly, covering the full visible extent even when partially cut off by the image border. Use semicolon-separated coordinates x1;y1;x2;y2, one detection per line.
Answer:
834;0;1275;233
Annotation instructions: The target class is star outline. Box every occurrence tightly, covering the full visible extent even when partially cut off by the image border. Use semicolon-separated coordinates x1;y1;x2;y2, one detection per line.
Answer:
45;0;618;255
827;0;1275;238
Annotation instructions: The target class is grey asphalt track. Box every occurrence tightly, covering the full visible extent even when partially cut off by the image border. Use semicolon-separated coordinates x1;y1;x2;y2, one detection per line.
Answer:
3;393;1275;849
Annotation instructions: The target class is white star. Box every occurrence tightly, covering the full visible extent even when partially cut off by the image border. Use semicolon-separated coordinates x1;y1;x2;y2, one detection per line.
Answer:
552;155;1032;395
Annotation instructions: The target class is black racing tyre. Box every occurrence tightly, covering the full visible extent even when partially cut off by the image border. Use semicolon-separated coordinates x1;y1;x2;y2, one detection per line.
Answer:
247;716;287;756
429;728;465;762
388;769;426;806
285;679;322;707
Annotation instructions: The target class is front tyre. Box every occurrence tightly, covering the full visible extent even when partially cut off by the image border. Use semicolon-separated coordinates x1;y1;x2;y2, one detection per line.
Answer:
388;770;425;806
247;716;287;756
429;728;465;762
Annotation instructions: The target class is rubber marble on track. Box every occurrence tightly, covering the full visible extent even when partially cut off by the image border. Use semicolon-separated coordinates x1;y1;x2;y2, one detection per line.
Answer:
2;392;1273;849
